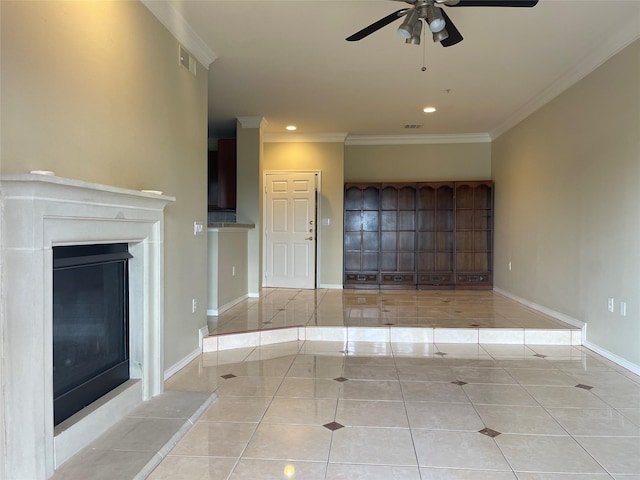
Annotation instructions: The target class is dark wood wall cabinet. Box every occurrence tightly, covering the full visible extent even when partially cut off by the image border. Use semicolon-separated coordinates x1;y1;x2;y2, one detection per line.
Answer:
344;181;493;290
208;138;237;211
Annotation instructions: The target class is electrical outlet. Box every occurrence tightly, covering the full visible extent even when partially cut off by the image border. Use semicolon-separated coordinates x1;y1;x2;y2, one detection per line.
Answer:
620;301;627;317
193;221;204;236
232;266;236;276
508;261;512;271
607;297;615;313
192;298;197;313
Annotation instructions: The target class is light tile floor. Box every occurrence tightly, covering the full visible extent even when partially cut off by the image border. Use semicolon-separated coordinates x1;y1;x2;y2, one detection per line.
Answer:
55;290;640;479
156;339;640;479
208;289;574;333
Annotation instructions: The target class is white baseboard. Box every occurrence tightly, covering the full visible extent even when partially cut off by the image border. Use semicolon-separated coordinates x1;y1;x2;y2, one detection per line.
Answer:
198;325;209;348
318;284;343;289
493;288;585;329
206;294;249;316
248;292;260;298
164;347;201;380
494;287;640;376
583;340;640;377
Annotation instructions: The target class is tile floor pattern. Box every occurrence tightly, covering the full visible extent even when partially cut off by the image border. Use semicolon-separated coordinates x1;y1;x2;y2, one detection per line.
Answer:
154;339;640;479
208;289;574;334
52;291;638;479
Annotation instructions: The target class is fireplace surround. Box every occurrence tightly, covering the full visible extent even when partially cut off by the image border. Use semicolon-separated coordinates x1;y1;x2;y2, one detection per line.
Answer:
0;174;174;479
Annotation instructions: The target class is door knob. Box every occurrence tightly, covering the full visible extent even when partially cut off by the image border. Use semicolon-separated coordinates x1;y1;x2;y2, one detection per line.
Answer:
305;236;314;241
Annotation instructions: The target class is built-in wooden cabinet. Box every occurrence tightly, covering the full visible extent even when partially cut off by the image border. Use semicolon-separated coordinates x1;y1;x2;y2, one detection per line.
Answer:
454;182;493;288
417;182;455;288
380;184;417;288
344;181;493;290
344;184;380;288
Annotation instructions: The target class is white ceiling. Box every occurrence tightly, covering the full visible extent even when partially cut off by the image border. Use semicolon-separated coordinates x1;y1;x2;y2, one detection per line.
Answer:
161;0;640;141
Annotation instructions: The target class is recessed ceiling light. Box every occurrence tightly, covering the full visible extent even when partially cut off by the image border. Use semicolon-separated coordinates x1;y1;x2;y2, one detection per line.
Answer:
285;125;297;131
423;107;437;113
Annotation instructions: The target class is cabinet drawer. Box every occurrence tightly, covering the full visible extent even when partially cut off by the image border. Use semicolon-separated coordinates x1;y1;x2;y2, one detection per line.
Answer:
456;273;491;284
380;272;416;285
345;272;378;285
418;273;453;285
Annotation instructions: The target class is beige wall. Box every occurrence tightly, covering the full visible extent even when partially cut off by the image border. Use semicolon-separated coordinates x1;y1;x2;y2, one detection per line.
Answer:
493;39;640;366
260;141;488;287
207;229;249;312
237;121;264;295
345;143;492;182
263;142;345;286
0;1;209;369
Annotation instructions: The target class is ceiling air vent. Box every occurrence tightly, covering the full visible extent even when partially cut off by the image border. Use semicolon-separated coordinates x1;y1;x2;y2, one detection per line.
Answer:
404;124;422;129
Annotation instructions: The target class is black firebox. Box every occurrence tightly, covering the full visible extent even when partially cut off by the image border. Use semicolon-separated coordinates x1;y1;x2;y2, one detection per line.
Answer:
53;243;132;426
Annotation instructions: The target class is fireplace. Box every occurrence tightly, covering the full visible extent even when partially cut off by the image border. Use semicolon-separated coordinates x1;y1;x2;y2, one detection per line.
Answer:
53;243;132;426
0;174;174;479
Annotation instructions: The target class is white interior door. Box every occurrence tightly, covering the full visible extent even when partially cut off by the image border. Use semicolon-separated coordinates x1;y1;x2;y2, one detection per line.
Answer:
264;172;317;289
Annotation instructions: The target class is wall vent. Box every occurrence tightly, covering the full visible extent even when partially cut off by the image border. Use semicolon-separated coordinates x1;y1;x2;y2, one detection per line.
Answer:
179;45;197;76
404;124;422;129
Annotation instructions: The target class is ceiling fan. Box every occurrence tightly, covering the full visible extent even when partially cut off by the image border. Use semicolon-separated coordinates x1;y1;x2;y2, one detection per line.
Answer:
346;0;538;47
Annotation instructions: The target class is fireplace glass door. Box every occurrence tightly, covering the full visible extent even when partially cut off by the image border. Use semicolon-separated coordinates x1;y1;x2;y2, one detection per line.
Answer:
53;244;131;426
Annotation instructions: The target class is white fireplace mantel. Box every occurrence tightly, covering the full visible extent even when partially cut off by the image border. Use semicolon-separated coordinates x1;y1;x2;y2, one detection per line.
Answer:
0;174;175;479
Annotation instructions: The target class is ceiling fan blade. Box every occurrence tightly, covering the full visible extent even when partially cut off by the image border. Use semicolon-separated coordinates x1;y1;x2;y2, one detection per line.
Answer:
449;0;538;6
439;10;463;47
346;9;409;41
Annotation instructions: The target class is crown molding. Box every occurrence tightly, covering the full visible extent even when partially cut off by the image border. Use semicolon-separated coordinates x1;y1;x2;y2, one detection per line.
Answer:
237;117;268;129
141;0;217;69
264;133;348;143
345;133;491;146
491;15;640;140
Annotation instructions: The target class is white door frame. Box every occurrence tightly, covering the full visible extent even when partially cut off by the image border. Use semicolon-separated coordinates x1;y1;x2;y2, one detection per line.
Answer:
263;170;322;289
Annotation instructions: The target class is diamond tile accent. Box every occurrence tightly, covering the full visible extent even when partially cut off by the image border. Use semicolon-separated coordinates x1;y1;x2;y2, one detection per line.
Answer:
323;421;344;431
221;374;236;379
334;377;349;383
469;323;481;327
575;384;594;390
384;322;395;326
478;427;501;438
451;380;468;386
533;353;548;358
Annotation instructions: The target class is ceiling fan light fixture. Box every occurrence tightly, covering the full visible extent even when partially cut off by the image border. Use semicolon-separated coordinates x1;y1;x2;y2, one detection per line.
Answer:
433;28;449;43
397;9;419;39
409;19;423;45
423;106;437;113
426;5;446;33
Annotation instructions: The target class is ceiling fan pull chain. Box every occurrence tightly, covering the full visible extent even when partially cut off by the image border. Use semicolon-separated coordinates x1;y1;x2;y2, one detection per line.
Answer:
421;23;428;71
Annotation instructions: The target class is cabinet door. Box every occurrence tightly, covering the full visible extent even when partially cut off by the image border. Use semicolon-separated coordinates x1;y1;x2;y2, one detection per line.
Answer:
454;181;492;288
380;184;416;287
417;183;454;288
344;184;380;287
217;139;237;209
